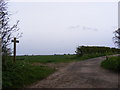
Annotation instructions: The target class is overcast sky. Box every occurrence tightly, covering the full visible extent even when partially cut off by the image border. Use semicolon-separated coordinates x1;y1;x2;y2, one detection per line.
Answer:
8;1;118;55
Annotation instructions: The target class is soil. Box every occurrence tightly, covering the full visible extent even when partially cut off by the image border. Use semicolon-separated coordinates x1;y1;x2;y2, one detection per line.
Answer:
27;54;120;88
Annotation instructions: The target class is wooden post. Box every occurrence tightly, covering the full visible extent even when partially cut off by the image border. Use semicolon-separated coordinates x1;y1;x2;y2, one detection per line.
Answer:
11;37;19;63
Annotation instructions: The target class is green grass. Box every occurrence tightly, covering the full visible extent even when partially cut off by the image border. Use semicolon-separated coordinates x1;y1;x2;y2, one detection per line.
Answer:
16;55;75;63
16;53;110;64
101;56;120;72
2;61;55;88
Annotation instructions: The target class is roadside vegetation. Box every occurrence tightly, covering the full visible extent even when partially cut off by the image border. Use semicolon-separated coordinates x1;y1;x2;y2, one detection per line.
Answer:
101;56;120;72
2;60;55;88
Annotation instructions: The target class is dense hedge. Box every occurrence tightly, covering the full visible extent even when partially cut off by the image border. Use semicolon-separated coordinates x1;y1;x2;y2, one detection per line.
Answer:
75;46;120;56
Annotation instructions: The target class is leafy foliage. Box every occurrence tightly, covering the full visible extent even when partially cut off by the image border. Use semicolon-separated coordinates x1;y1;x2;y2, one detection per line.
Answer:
113;28;120;48
0;0;22;64
75;46;120;56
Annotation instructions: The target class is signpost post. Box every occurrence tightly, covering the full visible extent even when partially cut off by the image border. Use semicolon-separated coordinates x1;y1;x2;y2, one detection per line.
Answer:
11;37;19;63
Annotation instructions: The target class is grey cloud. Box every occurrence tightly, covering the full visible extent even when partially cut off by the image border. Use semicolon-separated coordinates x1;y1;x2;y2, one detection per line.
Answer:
112;26;118;29
83;26;98;31
69;25;80;29
68;25;98;31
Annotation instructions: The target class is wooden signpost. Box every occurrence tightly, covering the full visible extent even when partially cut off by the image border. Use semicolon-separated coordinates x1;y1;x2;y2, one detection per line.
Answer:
11;37;19;63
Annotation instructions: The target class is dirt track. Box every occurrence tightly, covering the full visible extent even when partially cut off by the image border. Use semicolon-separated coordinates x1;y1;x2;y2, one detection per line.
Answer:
28;55;119;88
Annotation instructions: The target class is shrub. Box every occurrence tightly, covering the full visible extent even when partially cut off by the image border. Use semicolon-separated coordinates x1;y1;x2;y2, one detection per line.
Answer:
75;46;120;56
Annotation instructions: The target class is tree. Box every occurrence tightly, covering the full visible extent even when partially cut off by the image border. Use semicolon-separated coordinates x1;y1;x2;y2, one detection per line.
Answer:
113;28;120;48
75;46;83;56
0;0;21;64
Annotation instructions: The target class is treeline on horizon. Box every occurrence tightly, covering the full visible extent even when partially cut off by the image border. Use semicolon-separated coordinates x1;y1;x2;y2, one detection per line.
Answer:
75;46;120;56
18;46;120;56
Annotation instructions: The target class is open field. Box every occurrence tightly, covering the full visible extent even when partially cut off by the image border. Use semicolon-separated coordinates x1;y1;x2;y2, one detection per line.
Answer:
16;53;114;64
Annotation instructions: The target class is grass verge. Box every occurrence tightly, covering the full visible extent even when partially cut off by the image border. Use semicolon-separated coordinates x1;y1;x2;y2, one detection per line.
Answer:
101;56;120;72
2;61;55;88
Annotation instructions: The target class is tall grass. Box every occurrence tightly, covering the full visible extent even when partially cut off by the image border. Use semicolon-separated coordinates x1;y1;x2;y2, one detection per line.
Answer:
2;61;55;88
101;56;120;72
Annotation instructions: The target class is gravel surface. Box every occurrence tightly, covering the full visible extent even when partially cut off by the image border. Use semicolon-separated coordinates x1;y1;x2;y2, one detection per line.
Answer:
27;55;119;88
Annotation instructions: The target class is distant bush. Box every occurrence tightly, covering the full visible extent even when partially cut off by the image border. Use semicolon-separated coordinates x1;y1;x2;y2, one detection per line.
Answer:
75;46;120;56
101;56;120;72
75;46;83;56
